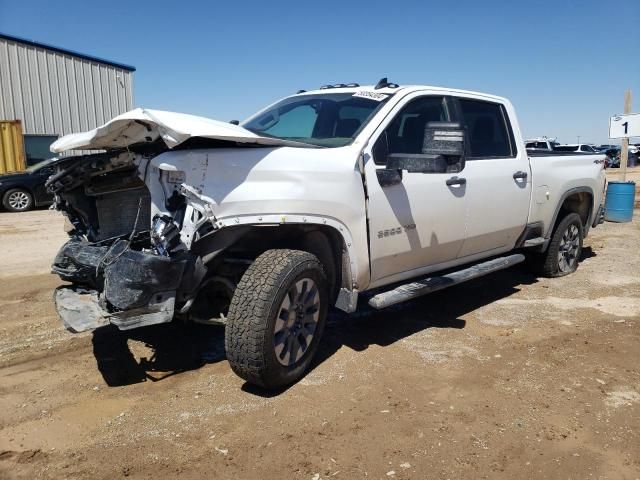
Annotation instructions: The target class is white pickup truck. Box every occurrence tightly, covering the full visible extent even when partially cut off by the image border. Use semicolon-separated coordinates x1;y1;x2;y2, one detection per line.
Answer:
47;79;607;388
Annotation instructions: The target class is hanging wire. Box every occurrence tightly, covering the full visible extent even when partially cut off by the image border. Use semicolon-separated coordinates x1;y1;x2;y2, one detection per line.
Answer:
94;196;143;276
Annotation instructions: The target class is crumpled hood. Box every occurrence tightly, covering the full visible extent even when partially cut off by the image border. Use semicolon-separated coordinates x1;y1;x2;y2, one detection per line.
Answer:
50;108;312;153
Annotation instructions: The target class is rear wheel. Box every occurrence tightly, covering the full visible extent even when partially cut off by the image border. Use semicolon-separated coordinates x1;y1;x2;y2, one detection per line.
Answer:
3;188;33;212
225;249;328;389
528;212;583;277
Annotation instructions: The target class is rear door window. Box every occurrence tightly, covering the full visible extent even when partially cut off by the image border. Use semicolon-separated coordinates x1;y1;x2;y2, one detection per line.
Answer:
457;99;516;158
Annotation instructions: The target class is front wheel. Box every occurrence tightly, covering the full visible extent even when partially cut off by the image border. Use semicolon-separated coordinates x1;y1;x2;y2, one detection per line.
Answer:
225;249;328;389
528;212;583;277
3;188;33;212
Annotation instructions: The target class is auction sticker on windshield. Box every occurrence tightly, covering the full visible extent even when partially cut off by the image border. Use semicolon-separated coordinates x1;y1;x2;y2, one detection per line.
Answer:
353;91;389;102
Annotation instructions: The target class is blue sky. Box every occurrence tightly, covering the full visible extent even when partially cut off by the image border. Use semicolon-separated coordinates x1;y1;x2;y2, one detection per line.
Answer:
1;0;638;143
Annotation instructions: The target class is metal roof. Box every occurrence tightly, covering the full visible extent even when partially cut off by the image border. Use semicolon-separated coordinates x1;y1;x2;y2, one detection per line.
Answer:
0;32;136;72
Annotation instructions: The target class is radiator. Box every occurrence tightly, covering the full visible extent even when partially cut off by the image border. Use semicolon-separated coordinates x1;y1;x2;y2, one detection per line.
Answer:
95;187;151;241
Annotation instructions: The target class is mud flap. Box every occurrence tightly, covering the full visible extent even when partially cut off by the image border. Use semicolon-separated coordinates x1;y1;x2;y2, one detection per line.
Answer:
592;204;605;228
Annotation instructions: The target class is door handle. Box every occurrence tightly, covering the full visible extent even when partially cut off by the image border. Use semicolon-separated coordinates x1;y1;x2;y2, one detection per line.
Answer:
513;171;528;180
446;176;466;186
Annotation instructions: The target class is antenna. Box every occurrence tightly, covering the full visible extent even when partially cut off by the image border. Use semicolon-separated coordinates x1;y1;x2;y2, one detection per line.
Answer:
374;77;399;90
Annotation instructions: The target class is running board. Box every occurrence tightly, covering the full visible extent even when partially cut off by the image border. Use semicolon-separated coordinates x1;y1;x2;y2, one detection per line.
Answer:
368;254;525;310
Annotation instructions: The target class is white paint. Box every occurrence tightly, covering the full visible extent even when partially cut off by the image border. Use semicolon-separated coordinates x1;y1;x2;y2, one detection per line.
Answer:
362;88;467;286
527;153;606;237
50;108;313;153
148;145;370;288
52;84;607;296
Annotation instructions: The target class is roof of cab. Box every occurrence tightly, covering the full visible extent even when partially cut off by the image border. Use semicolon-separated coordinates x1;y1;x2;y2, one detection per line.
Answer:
296;84;509;104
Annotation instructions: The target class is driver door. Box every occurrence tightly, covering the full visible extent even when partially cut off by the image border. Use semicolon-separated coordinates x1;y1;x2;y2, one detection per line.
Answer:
363;93;467;287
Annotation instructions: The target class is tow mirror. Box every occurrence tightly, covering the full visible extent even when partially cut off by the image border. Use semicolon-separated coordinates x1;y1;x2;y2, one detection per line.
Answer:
386;122;465;174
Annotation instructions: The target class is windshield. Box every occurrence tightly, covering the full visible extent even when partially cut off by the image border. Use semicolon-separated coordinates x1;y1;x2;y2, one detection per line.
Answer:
25;157;55;173
243;92;391;147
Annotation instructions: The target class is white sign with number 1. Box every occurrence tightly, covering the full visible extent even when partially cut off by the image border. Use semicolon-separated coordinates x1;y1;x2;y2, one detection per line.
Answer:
609;113;640;139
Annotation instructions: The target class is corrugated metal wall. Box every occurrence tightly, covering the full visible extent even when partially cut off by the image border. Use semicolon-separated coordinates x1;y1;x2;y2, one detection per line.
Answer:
0;36;133;138
0;120;26;173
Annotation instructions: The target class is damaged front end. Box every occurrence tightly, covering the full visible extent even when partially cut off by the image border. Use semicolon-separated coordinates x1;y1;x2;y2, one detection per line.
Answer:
48;149;208;333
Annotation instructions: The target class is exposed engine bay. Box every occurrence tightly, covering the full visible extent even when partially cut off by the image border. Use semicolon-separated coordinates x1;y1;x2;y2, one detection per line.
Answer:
47;147;248;332
45;107;359;336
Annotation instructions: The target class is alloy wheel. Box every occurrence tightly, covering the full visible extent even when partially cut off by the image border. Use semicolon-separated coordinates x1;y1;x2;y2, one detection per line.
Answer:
558;224;580;272
8;191;30;211
273;277;320;366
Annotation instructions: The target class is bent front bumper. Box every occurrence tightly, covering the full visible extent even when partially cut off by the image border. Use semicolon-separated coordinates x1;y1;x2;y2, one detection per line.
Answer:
55;286;176;332
52;240;187;332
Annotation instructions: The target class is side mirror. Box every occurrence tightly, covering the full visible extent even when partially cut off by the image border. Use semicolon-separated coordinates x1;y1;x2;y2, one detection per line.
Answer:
386;122;465;173
386;153;448;173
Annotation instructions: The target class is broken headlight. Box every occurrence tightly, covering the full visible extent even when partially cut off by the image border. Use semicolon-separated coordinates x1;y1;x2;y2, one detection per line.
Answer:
150;214;183;256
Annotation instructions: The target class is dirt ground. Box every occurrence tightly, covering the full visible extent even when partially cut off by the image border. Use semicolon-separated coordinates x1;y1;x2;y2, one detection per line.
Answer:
0;206;638;480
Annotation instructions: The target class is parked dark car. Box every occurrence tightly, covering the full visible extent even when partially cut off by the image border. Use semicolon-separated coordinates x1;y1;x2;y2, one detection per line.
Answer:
0;158;56;212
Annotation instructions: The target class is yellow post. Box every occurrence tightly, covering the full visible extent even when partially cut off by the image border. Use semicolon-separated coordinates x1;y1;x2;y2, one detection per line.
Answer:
620;90;632;182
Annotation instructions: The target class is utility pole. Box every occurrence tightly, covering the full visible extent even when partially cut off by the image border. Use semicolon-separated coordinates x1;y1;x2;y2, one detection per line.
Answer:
577;135;581;144
620;90;632;182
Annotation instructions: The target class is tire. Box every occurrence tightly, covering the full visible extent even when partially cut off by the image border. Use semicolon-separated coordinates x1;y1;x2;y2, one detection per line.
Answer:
225;249;328;389
529;213;583;278
2;188;33;212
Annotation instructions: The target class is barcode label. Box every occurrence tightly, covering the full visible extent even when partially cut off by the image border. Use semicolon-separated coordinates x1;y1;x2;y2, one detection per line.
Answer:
352;91;389;102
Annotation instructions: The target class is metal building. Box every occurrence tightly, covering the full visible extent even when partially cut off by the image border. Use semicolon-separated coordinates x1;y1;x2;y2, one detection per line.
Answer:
0;32;135;170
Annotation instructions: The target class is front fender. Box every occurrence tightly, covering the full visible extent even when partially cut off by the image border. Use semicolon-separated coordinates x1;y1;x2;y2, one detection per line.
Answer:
214;213;363;291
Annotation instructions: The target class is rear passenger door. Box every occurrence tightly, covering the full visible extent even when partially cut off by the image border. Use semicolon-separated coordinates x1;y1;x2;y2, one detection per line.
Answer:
453;97;531;257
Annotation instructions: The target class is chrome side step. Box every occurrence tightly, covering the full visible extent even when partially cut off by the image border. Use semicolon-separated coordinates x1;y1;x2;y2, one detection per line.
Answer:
368;254;525;310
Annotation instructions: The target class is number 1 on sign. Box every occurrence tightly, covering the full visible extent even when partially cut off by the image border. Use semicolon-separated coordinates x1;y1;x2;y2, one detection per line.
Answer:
622;122;628;134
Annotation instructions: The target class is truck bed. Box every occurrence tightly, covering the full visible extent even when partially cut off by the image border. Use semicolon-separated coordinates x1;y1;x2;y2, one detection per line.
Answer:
526;151;606;237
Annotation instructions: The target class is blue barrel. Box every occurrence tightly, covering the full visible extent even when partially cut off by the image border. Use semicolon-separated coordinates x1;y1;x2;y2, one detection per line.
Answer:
604;181;636;222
